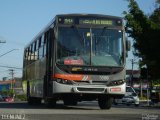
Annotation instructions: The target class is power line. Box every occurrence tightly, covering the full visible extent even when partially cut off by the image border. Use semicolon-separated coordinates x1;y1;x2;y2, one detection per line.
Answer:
0;65;22;69
0;49;19;58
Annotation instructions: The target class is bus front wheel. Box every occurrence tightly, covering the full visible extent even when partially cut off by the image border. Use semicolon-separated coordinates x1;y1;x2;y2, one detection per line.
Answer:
98;95;112;109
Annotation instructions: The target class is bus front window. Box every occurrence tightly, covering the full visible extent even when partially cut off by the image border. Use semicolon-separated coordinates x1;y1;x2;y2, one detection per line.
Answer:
57;27;124;67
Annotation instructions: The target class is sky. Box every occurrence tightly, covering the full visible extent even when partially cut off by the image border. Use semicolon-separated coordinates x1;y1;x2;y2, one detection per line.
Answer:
0;0;156;80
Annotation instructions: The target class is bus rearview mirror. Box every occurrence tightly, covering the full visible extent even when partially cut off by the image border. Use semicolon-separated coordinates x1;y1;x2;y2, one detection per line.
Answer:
126;38;131;51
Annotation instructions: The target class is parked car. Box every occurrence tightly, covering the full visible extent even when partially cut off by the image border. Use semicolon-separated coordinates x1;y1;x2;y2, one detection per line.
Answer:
5;96;14;102
2;95;14;102
114;86;139;107
150;85;160;105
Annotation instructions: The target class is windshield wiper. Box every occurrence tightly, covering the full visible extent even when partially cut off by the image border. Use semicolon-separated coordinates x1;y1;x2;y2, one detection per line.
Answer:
71;25;84;45
101;26;108;36
95;26;108;45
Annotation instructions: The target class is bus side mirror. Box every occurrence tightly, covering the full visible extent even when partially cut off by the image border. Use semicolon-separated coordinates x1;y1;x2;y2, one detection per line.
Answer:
126;38;131;51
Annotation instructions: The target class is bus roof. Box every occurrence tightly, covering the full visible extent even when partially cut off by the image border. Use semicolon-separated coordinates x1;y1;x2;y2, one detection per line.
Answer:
24;13;122;49
56;13;122;19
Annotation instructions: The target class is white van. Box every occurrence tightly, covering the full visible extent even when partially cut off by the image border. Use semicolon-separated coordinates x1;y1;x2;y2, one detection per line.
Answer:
114;86;139;107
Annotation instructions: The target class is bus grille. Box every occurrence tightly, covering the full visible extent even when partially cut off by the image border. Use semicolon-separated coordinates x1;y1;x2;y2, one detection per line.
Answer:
74;81;107;85
77;87;105;92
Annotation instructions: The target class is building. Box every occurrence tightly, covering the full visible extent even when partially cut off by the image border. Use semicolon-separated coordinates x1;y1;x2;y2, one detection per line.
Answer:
0;78;23;94
0;80;15;91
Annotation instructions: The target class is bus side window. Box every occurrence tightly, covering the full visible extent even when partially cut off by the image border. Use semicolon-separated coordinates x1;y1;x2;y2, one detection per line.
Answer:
38;34;45;59
29;45;32;64
33;41;37;62
32;42;36;61
36;39;39;50
34;51;38;60
43;32;48;57
30;43;36;62
23;49;27;65
27;48;30;65
25;48;29;65
41;34;45;46
34;41;37;51
39;37;41;48
34;41;38;60
39;47;43;59
44;43;46;57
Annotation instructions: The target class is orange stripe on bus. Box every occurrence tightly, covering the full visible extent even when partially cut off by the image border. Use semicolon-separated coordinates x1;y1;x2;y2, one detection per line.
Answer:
54;74;84;81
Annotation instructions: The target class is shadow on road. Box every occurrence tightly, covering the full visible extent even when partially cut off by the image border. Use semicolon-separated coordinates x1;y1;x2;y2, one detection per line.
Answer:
0;101;158;110
112;104;160;110
0;101;98;110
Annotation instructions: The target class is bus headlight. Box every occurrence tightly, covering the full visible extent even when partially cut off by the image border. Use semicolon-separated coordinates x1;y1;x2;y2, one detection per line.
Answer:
107;80;125;86
55;79;73;85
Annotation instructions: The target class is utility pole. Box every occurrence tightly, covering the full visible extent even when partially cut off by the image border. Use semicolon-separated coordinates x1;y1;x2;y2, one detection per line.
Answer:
131;59;134;87
130;58;139;86
9;69;15;92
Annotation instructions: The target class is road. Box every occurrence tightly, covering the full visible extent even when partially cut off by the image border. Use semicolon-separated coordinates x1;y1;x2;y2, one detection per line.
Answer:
0;101;159;120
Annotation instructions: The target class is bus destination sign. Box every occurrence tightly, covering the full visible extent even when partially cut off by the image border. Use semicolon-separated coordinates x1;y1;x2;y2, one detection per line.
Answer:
79;19;113;25
57;17;119;26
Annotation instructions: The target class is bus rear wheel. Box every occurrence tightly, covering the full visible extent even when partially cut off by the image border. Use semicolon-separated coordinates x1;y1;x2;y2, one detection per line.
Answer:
44;98;56;108
27;86;41;105
63;99;78;106
28;97;41;105
98;95;112;109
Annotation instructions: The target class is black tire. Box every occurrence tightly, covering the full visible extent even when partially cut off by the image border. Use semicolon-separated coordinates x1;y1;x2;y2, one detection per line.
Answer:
27;82;34;105
35;97;42;105
114;102;118;105
27;82;41;105
126;103;130;106
27;96;34;105
98;95;112;109
44;98;56;108
63;99;78;106
28;97;41;105
135;104;139;107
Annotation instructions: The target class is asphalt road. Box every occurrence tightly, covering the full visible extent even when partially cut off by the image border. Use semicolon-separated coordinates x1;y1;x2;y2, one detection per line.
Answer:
0;101;159;120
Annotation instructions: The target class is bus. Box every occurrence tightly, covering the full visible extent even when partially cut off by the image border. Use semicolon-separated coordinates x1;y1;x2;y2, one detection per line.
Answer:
23;14;130;109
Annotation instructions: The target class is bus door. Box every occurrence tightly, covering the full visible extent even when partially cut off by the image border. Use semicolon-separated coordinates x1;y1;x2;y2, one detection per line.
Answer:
44;28;55;98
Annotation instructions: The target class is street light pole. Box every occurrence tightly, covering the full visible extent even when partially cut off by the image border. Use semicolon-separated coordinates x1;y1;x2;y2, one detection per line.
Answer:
130;58;139;87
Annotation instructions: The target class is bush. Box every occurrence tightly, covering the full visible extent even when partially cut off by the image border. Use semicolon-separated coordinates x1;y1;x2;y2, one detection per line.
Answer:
15;94;27;101
0;90;14;97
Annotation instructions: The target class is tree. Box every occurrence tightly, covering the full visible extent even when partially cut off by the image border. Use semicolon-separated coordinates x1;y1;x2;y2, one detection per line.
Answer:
124;0;160;79
156;0;160;4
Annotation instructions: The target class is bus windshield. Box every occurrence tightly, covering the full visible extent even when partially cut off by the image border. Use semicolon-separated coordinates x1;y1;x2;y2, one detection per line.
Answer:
57;27;124;67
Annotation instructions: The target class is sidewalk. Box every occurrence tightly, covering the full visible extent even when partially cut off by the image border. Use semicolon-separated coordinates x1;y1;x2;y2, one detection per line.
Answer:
140;100;160;108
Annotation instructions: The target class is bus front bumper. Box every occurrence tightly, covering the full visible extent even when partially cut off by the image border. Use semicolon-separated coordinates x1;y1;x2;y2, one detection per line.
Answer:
53;81;126;95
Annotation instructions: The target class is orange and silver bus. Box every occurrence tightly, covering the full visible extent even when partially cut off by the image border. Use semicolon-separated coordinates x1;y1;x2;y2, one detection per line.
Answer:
23;14;130;109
